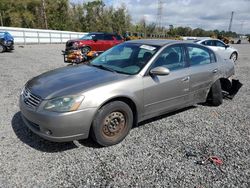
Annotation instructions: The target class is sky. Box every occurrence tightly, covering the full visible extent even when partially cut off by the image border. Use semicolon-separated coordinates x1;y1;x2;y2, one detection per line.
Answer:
78;0;250;34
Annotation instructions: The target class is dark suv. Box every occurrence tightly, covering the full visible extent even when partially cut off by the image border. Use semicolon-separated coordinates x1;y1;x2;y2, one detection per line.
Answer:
65;32;123;54
0;31;14;53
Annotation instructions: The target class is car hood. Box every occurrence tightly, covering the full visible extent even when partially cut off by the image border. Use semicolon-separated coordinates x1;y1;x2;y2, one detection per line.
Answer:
26;65;128;99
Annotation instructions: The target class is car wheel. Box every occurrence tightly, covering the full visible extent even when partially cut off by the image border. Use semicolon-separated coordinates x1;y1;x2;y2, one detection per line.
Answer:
230;52;237;62
0;44;5;53
206;80;223;106
91;101;133;146
81;46;91;54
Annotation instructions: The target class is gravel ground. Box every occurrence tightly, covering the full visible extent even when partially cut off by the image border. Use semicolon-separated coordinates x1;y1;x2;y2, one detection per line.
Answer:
0;43;249;187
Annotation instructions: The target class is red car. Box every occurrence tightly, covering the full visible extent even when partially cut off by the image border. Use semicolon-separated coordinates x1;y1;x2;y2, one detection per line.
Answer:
65;32;124;54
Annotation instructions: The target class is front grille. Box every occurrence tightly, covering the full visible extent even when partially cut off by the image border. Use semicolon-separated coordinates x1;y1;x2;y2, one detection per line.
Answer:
22;87;42;109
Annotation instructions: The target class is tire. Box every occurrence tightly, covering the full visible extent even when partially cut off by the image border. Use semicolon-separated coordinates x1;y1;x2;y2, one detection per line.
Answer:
230;52;237;62
81;46;91;54
0;44;5;53
91;101;133;146
206;80;223;106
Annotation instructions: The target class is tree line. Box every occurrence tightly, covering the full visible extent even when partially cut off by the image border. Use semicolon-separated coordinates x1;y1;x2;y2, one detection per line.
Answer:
0;0;239;38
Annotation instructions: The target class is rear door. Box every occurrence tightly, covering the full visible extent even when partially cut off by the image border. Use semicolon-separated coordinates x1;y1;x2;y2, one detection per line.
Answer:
185;44;218;103
103;34;116;50
214;40;230;59
143;44;190;117
91;34;105;52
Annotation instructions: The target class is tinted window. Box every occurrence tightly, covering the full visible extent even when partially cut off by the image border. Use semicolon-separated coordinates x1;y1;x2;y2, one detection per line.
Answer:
202;40;214;46
104;34;114;40
215;40;225;47
152;46;186;71
95;34;104;40
115;35;123;40
187;46;211;66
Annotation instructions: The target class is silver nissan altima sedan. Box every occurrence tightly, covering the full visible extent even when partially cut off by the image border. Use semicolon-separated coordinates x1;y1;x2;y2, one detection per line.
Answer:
20;39;235;146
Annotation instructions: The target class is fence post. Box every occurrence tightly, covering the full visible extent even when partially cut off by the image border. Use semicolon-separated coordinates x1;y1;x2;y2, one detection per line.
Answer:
37;31;40;44
60;32;62;44
23;30;26;44
49;32;51;44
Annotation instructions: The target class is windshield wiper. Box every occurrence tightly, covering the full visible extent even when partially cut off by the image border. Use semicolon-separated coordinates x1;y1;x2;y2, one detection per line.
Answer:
91;64;117;73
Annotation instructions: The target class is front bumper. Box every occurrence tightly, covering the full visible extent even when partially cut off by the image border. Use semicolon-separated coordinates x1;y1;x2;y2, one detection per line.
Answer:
19;96;97;142
4;41;14;50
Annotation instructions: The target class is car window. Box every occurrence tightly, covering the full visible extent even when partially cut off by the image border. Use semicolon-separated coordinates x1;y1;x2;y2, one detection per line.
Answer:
91;43;159;75
215;40;225;47
138;48;153;58
105;47;132;61
202;40;214;46
152;46;186;71
95;34;104;40
104;35;114;40
187;46;211;66
115;35;123;40
80;34;104;40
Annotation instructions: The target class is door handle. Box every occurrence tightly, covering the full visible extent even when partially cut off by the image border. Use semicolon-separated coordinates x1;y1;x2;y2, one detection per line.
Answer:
182;76;190;82
212;69;218;73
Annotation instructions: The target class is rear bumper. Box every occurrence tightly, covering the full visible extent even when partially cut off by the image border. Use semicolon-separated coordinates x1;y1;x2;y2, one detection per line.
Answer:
19;96;97;142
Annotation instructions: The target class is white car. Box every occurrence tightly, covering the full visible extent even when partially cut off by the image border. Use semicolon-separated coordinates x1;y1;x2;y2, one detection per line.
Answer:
196;39;238;62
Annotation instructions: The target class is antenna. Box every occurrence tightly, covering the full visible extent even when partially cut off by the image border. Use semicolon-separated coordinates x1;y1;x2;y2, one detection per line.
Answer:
228;11;234;32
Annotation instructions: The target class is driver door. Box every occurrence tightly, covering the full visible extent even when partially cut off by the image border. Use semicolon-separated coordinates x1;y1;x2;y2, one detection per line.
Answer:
143;44;190;118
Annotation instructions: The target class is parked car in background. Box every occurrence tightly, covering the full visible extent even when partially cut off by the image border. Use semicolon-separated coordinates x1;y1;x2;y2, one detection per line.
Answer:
65;32;123;54
0;31;14;53
20;40;235;146
196;39;238;62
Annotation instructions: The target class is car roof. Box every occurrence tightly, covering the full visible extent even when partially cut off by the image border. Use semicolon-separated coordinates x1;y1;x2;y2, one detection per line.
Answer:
88;32;119;35
125;39;194;47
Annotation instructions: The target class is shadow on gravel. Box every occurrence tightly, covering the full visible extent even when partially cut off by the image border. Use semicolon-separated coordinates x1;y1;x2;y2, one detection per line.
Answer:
11;112;78;152
12;106;197;151
137;106;196;127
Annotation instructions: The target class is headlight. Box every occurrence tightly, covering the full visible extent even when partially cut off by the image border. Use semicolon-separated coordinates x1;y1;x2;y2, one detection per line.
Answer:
44;95;84;112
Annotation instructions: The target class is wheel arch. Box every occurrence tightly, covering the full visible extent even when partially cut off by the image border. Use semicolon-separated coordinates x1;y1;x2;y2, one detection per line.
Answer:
81;45;91;51
206;77;231;98
97;96;138;127
230;51;238;59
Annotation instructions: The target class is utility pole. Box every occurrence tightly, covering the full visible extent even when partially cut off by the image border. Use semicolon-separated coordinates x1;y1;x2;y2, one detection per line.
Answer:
0;11;3;26
156;0;163;36
41;0;48;29
228;11;234;32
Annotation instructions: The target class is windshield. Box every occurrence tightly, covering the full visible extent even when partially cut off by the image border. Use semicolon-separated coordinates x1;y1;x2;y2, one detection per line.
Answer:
80;34;94;40
90;43;160;75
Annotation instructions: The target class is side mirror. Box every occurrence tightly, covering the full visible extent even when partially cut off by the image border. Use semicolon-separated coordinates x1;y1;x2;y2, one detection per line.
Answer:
150;66;170;76
225;44;230;49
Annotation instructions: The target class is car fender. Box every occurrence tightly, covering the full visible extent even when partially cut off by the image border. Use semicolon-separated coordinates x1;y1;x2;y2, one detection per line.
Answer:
83;88;142;114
